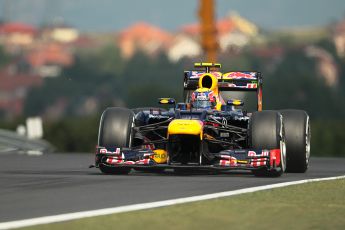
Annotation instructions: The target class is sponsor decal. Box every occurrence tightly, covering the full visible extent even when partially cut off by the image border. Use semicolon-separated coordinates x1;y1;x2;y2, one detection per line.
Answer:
248;150;268;167
223;72;257;79
152;149;167;164
221;83;257;89
153;153;166;159
106;158;152;165
246;83;257;88
248;150;257;156
219;155;237;166
197;95;207;100
189;71;222;79
106;157;124;164
99;148;121;155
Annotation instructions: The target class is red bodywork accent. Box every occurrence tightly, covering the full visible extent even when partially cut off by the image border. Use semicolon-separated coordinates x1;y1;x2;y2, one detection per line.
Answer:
248;150;269;167
257;84;262;111
203;121;220;127
106;158;151;165
269;149;281;167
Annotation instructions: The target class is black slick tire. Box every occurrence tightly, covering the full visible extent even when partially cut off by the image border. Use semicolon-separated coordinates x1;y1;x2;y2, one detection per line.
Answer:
280;110;310;173
98;107;134;175
248;110;286;177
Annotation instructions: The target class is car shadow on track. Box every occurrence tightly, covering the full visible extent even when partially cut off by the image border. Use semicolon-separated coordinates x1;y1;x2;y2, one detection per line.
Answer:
88;169;255;178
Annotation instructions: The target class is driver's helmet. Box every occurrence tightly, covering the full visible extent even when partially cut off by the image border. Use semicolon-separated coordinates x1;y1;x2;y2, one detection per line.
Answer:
191;88;216;109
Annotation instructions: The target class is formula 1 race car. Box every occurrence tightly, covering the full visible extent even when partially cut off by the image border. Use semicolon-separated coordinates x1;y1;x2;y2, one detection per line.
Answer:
93;63;311;177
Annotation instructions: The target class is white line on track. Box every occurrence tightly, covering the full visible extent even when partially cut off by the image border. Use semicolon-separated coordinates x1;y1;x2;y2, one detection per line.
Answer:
1;175;344;230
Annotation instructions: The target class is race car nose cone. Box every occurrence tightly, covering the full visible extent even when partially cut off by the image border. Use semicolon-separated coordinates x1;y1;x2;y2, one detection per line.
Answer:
168;119;203;137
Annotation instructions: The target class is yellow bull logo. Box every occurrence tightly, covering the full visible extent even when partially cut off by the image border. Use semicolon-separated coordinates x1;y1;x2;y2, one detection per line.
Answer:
152;149;168;164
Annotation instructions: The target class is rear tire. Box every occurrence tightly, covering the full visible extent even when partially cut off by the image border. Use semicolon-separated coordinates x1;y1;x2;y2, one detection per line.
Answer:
248;111;286;177
98;107;134;175
280;110;310;173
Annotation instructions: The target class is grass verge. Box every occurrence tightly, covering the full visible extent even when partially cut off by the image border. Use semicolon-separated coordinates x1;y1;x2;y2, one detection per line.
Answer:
22;179;345;230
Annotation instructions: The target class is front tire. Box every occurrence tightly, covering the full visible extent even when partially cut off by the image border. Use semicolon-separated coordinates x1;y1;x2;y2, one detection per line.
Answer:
248;111;286;177
280;110;310;173
98;107;134;175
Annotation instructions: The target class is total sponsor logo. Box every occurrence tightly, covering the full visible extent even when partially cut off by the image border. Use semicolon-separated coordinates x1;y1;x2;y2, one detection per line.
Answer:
189;71;222;79
153;153;167;159
99;148;121;155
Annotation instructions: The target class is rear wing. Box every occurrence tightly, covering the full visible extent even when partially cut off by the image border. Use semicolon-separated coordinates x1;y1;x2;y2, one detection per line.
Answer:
184;71;261;91
183;70;263;111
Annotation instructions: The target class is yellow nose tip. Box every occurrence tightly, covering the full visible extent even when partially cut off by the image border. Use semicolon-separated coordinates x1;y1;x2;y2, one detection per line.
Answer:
168;119;203;136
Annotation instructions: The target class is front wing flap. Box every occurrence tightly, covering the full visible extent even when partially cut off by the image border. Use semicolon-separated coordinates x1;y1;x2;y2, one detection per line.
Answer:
95;146;281;171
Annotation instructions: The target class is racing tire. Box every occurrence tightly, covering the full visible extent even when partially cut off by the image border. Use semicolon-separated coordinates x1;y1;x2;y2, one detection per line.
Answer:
280;110;310;173
98;107;135;175
248;111;286;177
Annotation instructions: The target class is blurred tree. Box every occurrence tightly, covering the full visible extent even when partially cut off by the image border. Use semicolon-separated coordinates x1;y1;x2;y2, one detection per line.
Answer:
21;37;345;154
219;52;253;70
44;116;99;152
312;120;345;157
315;38;345;97
24;46;123;116
97;44;125;76
24;49;186;117
315;38;338;58
0;45;9;68
263;49;345;119
121;52;183;107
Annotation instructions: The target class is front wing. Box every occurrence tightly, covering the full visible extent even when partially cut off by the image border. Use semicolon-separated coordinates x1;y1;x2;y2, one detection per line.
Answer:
94;147;282;172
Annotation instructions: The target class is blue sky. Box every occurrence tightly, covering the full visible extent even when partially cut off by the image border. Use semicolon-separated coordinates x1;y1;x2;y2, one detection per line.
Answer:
1;0;345;31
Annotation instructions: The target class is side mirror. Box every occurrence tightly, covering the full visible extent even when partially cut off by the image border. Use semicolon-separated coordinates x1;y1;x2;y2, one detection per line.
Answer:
227;99;244;106
158;98;176;105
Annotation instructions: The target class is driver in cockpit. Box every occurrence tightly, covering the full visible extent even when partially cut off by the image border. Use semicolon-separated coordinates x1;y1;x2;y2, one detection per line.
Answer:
191;87;222;110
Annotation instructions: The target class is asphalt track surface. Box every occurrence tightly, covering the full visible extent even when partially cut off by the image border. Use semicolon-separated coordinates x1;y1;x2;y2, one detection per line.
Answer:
0;153;344;223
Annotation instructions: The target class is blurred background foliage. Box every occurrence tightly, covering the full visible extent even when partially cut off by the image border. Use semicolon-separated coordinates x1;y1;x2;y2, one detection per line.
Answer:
1;33;345;157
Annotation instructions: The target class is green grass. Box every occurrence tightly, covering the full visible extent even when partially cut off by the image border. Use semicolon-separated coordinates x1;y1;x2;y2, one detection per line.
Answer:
22;179;345;230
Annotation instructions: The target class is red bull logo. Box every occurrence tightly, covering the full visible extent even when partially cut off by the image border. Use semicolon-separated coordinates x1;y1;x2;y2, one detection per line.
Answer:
223;72;256;79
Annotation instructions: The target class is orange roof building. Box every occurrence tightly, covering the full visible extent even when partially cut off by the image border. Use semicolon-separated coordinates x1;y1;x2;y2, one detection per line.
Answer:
118;22;173;58
0;22;37;35
180;13;258;52
26;43;74;68
0;22;37;46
